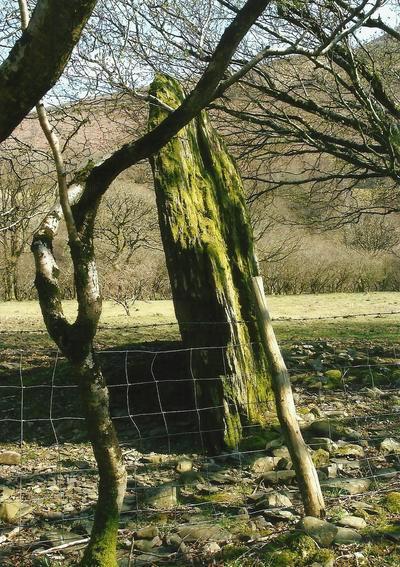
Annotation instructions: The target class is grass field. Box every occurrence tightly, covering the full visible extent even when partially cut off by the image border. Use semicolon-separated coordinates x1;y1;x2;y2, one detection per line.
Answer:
1;291;400;349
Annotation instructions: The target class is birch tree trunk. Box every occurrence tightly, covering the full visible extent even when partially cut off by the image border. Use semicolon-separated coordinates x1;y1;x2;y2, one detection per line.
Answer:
149;74;272;452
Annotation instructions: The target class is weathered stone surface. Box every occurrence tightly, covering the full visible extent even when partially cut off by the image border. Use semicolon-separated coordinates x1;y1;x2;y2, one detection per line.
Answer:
177;524;229;543
261;470;296;485
380;438;400;454
299;517;338;547
333;442;365;458
176;459;193;473
145;484;178;509
136;525;159;539
149;73;272;450
312;448;331;467
333;527;362;544
337;516;367;530
0;451;21;465
251;456;278;474
321;478;371;495
203;541;221;555
0;501;32;523
309;437;337;454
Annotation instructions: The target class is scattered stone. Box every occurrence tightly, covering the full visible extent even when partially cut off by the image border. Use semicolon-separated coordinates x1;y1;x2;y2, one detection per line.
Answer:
333;527;362;544
178;524;229;543
203;541;221;555
299;516;338;547
261;470;296;485
251;456;278;474
0;451;21;465
136;525;159;539
272;446;290;460
331;458;361;472
309;437;337;454
263;492;293;509
176;459;193;473
333;442;365;458
321;478;371;495
0;486;14;503
383;492;400;513
321;463;338;479
135;536;162;552
380;438;400;454
337;515;367;530
144;484;178;509
0;502;32;523
312;448;330;467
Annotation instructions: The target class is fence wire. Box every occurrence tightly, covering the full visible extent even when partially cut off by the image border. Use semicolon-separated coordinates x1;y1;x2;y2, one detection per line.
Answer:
0;313;399;565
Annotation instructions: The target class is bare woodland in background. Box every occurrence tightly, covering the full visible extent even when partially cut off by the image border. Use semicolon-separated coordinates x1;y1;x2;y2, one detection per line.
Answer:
2;0;400;305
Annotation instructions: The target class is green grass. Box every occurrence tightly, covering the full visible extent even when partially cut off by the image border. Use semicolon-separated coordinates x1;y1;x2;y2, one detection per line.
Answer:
1;292;400;349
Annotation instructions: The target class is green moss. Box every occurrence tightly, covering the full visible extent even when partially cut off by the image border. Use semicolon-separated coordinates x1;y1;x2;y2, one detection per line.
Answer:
148;73;273;451
383;492;400;513
312;448;330;467
313;548;335;564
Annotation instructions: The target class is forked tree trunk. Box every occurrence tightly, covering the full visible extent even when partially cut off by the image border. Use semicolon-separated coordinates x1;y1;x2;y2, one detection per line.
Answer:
149;74;273;452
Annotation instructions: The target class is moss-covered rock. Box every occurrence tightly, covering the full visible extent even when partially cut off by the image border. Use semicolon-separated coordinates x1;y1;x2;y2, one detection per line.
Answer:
312;448;331;467
149;74;273;452
383;492;400;514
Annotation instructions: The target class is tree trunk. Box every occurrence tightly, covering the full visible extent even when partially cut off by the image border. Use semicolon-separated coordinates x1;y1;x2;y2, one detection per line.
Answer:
252;276;325;518
77;350;127;567
149;74;272;452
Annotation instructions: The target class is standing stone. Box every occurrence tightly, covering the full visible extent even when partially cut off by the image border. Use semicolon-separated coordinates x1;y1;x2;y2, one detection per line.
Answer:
149;74;272;452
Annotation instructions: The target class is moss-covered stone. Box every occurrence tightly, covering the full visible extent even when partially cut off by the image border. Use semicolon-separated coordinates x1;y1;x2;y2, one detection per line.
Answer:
312;448;330;467
148;74;273;452
383;492;400;514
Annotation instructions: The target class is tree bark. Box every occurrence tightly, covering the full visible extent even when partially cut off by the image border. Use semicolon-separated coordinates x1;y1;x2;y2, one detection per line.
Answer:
252;276;325;518
0;0;97;142
32;187;126;566
149;74;272;452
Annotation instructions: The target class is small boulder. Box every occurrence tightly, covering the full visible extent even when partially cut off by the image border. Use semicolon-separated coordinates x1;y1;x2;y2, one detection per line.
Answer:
380;438;400;454
261;470;296;485
251;456;278;474
176;459;193;473
299;516;338;547
337;515;367;530
0;451;21;466
333;527;362;544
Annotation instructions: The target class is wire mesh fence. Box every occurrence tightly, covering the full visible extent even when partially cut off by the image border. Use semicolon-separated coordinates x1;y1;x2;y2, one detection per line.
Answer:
0;313;400;565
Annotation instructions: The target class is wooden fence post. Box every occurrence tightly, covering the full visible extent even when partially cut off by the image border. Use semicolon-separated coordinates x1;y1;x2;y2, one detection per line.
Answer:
252;276;325;518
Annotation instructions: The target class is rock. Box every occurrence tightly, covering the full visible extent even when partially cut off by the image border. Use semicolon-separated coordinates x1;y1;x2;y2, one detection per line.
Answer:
330;458;361;472
309;437;337;454
272;446;290;460
312;449;330;467
337;516;367;530
166;533;183;550
383;492;400;513
333;527;362;544
251;456;278;474
299;516;338;547
145;484;178;509
0;486;14;503
0;502;32;523
321;464;338;479
178;471;203;486
308;420;361;441
380;438;400;454
178;524;229;543
321;478;371;495
135;536;162;552
203;541;221;555
141;453;169;465
263;492;293;509
136;525;159;539
176;459;193;473
0;451;21;465
261;470;296;485
333;442;365;458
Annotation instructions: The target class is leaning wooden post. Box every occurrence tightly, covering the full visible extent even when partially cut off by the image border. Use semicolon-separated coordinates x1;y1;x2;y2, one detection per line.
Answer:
252;276;325;518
